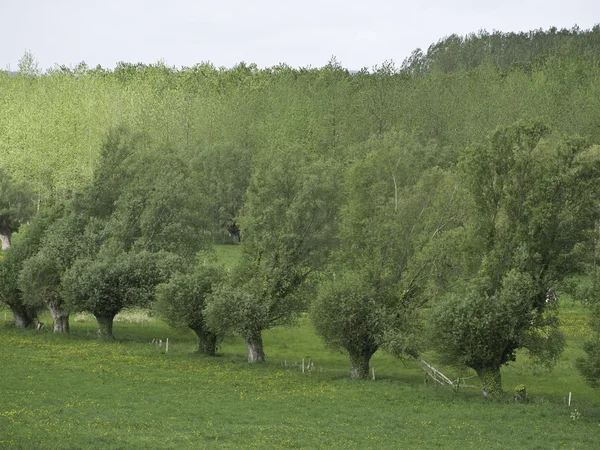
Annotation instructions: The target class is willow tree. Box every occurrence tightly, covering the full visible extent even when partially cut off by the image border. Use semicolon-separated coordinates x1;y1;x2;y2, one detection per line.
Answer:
205;145;341;362
0;206;60;327
154;266;225;355
430;122;600;396
311;131;463;378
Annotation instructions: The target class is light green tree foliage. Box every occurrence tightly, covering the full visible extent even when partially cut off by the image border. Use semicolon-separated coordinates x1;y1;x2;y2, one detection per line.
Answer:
205;146;341;362
430;122;600;396
311;131;463;378
0;170;35;250
154;266;225;355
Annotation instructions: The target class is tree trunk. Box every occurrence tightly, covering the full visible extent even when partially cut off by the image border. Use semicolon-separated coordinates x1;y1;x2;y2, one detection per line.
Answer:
94;314;116;340
10;305;36;328
227;223;241;244
193;328;217;356
245;332;265;363
476;366;503;397
349;349;375;379
48;303;69;333
0;232;11;251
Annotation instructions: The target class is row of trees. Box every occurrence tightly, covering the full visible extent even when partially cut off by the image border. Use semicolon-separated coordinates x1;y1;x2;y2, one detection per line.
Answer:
2;25;600;396
2;121;599;397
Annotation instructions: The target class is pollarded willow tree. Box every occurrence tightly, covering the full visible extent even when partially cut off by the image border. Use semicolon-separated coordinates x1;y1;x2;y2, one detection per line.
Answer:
64;129;210;338
20;126;210;338
205;145;341;362
311;131;463;378
154;266;225;355
63;250;183;338
430;122;600;396
17;203;77;333
0;206;60;327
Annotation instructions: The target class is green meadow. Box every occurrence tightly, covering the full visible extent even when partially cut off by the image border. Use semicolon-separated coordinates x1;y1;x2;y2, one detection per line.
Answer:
1;296;599;449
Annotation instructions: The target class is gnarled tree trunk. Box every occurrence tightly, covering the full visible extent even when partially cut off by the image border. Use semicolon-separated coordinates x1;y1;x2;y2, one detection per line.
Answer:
245;332;265;363
48;303;69;333
476;366;503;397
349;348;376;379
193;328;218;356
94;313;116;340
0;232;11;251
10;305;36;328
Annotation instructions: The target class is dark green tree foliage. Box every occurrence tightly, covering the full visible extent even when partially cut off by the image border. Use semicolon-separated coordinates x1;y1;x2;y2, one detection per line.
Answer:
190;143;252;243
18;237;70;332
575;275;600;387
311;131;462;378
403;25;600;73
430;122;600;396
574;223;600;387
63;251;182;338
0;170;35;250
154;266;224;355
20;126;210;338
312;274;401;379
0;207;60;327
205;146;341;362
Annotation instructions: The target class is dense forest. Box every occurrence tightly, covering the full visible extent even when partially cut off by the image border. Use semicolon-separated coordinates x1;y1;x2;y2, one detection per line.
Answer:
2;25;600;396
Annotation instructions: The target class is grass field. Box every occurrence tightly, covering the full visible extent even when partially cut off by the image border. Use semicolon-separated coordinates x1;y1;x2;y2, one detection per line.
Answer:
1;300;599;449
1;243;599;448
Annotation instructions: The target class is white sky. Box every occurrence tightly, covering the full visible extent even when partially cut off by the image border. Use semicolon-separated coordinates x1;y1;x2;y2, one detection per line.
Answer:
1;0;599;71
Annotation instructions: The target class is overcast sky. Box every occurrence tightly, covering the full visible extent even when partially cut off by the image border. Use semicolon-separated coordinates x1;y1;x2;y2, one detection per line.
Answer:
2;0;599;71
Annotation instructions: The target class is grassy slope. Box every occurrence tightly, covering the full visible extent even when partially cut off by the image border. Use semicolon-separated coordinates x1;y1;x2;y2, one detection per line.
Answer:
0;244;599;448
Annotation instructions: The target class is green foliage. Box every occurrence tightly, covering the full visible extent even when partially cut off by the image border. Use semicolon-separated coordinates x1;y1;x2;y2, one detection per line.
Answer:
403;25;600;73
311;273;418;378
190;143;252;240
205;146;341;361
430;122;600;395
0;207;61;326
63;250;182;338
0;170;35;247
430;270;563;371
17;126;211;337
205;284;269;339
575;272;600;387
311;131;462;377
154;266;224;354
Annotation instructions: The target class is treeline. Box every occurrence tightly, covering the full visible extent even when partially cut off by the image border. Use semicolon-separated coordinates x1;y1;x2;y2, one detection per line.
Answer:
2;26;600;397
2;24;600;200
402;24;600;73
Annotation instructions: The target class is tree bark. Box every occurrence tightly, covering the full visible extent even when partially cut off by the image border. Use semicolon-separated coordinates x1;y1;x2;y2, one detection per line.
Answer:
245;332;265;363
0;232;11;251
193;328;218;356
476;366;503;397
48;303;69;333
227;223;241;244
349;350;375;379
10;305;36;328
94;314;116;340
